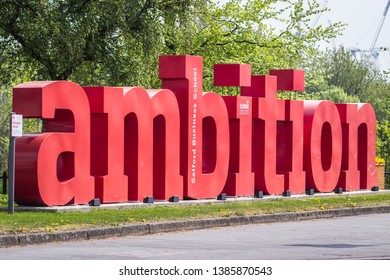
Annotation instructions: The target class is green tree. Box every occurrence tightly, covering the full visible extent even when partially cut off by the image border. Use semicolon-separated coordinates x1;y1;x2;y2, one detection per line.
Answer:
166;0;344;91
302;47;390;119
0;0;344;172
323;47;378;97
0;0;192;86
0;0;343;86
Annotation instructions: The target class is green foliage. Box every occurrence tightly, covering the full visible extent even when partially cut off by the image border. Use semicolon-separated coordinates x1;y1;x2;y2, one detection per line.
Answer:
377;121;390;160
377;121;390;187
324;47;377;97
0;1;388;183
0;0;343;86
304;47;390;120
0;60;37;172
314;86;360;103
0;0;176;86
0;194;7;205
184;0;344;91
0;86;12;173
0;0;344;172
279;85;360;103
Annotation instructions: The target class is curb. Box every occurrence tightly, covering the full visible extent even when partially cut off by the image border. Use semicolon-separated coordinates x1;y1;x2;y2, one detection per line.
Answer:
1;205;390;248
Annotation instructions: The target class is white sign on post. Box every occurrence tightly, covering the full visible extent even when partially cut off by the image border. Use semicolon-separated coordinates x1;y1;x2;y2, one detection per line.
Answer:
11;114;23;137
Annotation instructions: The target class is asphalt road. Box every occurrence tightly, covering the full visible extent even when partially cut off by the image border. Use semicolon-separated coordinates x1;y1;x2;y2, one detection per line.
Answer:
1;213;389;260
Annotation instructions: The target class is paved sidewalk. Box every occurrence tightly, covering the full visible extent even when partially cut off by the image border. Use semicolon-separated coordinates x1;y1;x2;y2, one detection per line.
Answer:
1;204;390;248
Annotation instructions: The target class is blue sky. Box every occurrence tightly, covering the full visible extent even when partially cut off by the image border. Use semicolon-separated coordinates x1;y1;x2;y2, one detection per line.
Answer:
315;0;390;71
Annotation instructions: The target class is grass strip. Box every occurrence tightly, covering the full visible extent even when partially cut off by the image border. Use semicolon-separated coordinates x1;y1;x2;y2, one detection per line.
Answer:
1;193;390;235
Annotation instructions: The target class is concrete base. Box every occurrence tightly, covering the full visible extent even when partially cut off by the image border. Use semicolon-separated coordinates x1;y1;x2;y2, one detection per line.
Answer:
0;190;389;213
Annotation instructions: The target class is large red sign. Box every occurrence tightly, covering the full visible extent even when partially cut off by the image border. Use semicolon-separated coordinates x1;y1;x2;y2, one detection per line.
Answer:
12;55;378;206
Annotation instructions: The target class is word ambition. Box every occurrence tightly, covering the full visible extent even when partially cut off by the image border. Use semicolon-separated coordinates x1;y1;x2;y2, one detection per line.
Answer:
12;55;377;206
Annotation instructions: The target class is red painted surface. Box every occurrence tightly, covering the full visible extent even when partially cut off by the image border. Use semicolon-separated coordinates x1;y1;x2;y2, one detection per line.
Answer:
159;55;229;199
214;64;251;87
269;69;305;91
13;81;94;206
242;75;285;195
147;89;183;200
303;100;342;192
222;96;255;196
84;86;127;203
10;55;378;206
